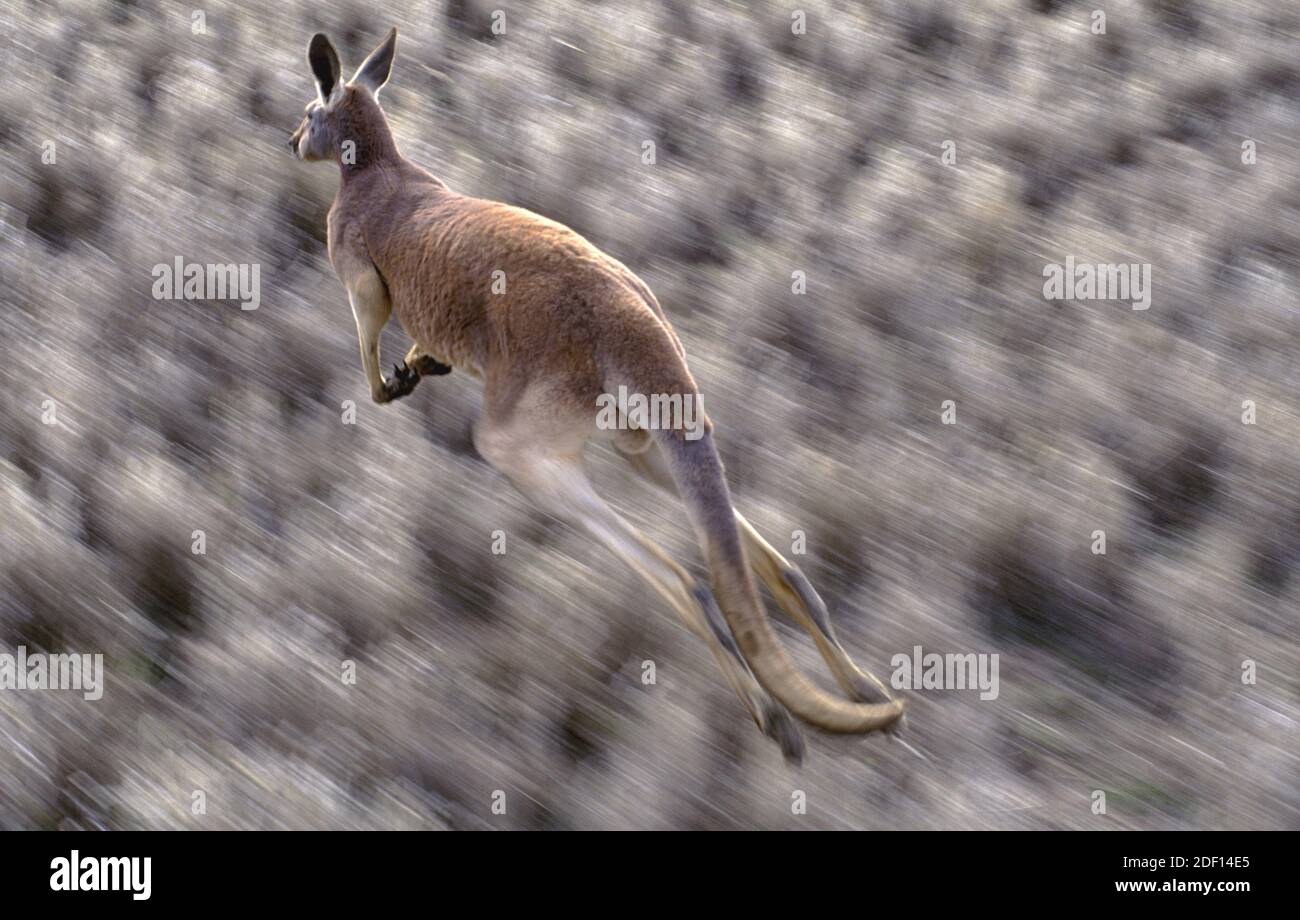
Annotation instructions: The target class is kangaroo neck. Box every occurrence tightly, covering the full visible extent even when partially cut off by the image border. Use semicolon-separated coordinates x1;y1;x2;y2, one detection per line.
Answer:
337;138;402;185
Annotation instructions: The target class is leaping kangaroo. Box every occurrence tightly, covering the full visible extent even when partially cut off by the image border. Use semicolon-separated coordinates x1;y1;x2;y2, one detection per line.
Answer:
289;28;905;762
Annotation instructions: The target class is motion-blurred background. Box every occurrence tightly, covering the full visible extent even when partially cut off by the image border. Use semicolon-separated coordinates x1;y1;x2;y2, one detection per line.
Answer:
0;0;1296;829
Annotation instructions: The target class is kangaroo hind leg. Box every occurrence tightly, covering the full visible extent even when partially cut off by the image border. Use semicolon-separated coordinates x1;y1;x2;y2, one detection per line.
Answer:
616;439;894;705
478;413;804;763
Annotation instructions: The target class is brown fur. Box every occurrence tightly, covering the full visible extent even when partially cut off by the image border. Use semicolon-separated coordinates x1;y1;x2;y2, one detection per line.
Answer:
328;88;696;417
292;29;905;761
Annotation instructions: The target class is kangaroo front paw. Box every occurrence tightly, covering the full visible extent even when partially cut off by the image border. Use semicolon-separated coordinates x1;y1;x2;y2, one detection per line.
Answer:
376;362;419;402
409;354;453;377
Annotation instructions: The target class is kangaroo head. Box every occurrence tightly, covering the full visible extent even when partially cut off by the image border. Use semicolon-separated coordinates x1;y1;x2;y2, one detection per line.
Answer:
289;28;398;165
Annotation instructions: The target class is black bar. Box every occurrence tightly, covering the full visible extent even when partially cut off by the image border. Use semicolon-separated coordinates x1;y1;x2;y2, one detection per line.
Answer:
0;831;1280;906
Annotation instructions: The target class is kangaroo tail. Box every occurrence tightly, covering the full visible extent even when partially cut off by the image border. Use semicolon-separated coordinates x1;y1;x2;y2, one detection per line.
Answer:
656;428;905;734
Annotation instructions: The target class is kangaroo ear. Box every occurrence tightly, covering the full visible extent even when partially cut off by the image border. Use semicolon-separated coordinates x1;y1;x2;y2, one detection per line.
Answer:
307;33;342;104
351;28;397;97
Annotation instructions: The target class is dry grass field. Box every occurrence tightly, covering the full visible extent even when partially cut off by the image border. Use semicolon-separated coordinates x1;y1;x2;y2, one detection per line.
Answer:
0;0;1296;829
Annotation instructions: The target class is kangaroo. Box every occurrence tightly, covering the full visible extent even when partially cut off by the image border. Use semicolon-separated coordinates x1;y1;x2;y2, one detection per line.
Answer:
289;28;904;762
